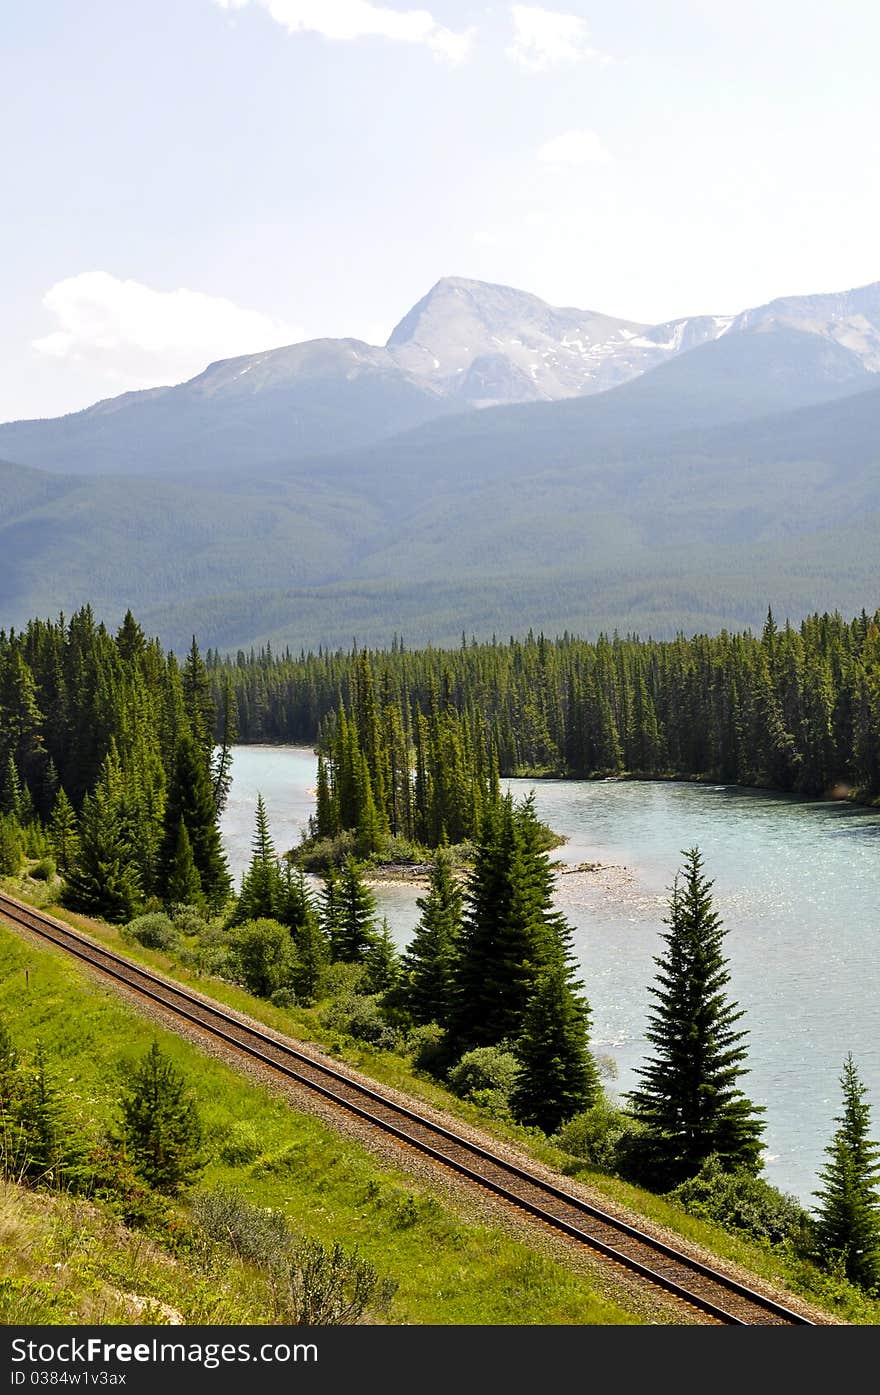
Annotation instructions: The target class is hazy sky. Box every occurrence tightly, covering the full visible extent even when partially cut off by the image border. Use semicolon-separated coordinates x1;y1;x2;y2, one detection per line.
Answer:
3;1;880;421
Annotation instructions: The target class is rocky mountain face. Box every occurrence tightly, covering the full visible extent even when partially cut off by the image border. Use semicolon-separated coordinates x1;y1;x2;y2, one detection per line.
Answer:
385;276;727;405
2;275;880;477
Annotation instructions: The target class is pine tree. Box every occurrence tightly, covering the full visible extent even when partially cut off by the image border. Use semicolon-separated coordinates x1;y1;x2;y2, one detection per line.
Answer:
627;848;765;1186
813;1054;880;1289
511;961;600;1134
165;818;203;907
117;1040;204;1194
452;797;560;1050
233;793;281;923
402;848;462;1025
18;1045;77;1186
160;735;230;910
211;673;237;815
0;814;22;877
290;906;330;1005
363;917;400;993
64;787;142;923
333;857;377;962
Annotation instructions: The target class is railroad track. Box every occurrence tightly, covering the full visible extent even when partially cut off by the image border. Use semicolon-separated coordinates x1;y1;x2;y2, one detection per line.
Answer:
1;890;817;1327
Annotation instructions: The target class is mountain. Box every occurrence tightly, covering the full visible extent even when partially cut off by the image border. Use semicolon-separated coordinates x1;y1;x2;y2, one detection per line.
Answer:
385;275;726;404
3;377;880;653
4;274;880;478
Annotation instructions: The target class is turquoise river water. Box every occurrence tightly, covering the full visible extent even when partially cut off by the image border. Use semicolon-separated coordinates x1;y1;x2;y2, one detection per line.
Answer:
219;744;880;1204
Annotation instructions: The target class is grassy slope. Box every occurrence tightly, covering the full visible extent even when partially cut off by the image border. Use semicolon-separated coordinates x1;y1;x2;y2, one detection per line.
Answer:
0;923;640;1327
3;882;878;1326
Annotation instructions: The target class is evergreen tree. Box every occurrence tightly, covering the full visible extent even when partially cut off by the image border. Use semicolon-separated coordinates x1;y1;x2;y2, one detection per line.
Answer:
813;1054;880;1289
18;1045;77;1186
627;848;765;1187
117;1040;204;1194
233;793;281;923
452;797;561;1050
333;857;377;962
363;917;400;993
49;788;79;877
160;735;230;910
165;818;203;907
64;787;142;923
511;962;600;1135
401;848;463;1025
0;813;22;877
319;866;345;950
290;906;330;1005
211;673;237;815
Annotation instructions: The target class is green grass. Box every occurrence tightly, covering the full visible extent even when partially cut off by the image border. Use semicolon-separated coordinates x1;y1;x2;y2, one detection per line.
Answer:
5;886;878;1326
0;924;643;1326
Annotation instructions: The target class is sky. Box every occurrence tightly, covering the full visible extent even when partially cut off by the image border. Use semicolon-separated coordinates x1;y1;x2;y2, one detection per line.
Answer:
3;0;880;421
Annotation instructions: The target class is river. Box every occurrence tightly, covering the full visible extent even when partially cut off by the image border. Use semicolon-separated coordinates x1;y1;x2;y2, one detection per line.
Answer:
219;744;880;1204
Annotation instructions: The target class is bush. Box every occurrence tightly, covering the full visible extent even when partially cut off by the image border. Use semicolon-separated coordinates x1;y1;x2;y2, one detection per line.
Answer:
29;858;56;882
555;1098;644;1172
192;1186;397;1324
448;1047;519;1104
319;961;368;999
668;1155;814;1249
123;913;180;952
169;905;209;937
270;987;297;1009
407;1023;452;1075
229;919;297;999
322;993;399;1050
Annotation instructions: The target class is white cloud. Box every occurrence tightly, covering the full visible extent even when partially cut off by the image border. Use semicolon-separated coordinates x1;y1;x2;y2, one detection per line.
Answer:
538;128;610;165
507;5;607;70
33;271;301;388
215;0;474;63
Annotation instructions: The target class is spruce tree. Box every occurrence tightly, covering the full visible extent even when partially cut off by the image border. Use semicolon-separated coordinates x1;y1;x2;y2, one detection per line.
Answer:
165;818;203;907
117;1040;204;1194
511;961;600;1135
813;1054;880;1289
49;787;79;876
627;848;765;1187
290;907;330;1005
65;788;142;923
363;917;400;993
452;797;560;1051
160;735;230;911
333;857;377;962
402;848;462;1026
233;793;281;923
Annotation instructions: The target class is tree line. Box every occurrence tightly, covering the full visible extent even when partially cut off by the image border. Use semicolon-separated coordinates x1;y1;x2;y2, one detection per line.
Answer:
0;607;233;920
208;608;880;802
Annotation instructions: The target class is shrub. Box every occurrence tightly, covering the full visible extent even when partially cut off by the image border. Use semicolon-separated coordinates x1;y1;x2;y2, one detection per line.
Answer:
192;1186;397;1324
123;913;180;952
270;987;297;1009
229;919;297;999
29;858;56;882
169;905;209;937
448;1047;519;1104
407;1023;452;1075
555;1098;643;1171
668;1154;814;1249
322;993;399;1050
